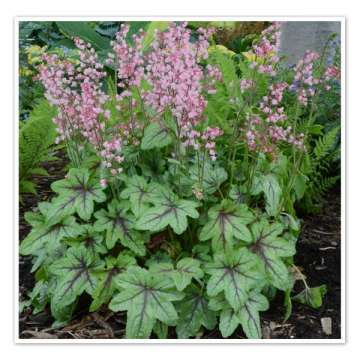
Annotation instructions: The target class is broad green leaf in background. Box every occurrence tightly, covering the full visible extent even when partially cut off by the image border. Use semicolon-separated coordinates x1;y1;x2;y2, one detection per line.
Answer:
94;199;147;255
204;247;263;311
109;266;183;339
141;122;172;150
249;219;295;290
142;22;169;51
199;199;254;251
251;174;282;216
48;168;106;221
56;21;111;51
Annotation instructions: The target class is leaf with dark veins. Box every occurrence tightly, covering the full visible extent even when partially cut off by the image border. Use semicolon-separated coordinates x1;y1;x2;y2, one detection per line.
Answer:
109;266;183;339
204;247;263;311
136;192;199;235
150;257;204;291
199;200;254;251
238;290;269;339
20;215;84;256
175;285;217;338
49;246;104;315
120;175;166;217
94;200;148;255
90;253;136;312
249;219;295;290
47;168;106;221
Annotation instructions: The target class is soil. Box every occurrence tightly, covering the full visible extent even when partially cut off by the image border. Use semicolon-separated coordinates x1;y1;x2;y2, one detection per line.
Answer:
18;155;341;340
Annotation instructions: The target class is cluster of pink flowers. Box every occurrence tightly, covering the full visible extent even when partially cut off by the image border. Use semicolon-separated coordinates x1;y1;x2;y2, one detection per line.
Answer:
37;38;108;148
293;50;320;106
142;22;217;140
240;79;255;93
100;137;124;177
249;22;282;76
184;127;223;161
245;115;304;155
205;64;223;94
259;82;288;123
107;24;145;88
323;65;340;90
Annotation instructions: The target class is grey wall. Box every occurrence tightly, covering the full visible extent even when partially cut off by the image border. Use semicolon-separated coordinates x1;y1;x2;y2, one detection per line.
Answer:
279;21;341;66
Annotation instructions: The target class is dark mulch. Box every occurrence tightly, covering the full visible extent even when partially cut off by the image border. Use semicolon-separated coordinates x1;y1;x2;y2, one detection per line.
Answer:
18;155;341;340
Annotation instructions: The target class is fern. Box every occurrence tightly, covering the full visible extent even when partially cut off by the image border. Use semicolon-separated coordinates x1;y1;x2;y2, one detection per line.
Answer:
19;100;58;199
298;125;340;213
313;125;340;162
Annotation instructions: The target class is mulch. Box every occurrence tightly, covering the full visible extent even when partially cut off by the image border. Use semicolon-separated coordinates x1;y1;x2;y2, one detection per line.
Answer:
18;154;341;340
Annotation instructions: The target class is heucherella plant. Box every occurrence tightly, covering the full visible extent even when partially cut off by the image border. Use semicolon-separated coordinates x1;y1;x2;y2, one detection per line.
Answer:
20;21;340;339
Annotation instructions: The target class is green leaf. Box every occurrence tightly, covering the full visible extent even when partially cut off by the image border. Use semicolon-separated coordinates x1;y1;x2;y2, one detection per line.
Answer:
50;246;104;314
48;168;106;221
249;219;295;290
136;192;199;235
142;22;169;51
56;21;110;51
237;290;269;339
204;248;263;311
199;200;254;251
94;199;148;255
176;285;217;339
89;253;136;312
150;257;204;291
202;165;228;195
141;122;172;150
292;285;327;309
20;215;83;256
120;175;165;217
219;307;241;338
251;174;282;216
109;266;183;339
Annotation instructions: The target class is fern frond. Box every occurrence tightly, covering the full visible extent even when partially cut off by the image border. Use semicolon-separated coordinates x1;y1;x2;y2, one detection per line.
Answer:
313;125;340;162
19;99;57;195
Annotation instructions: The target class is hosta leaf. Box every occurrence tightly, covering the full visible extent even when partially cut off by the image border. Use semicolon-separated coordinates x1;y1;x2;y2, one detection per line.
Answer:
249;219;295;290
50;246;104;313
48;168;106;221
94;200;147;255
199;199;254;251
141;122;172;150
237;290;269;339
20;215;83;256
150;257;204;291
90;253;136;312
109;266;183;339
120;175;165;217
136;193;199;235
176;285;217;339
204;247;263;311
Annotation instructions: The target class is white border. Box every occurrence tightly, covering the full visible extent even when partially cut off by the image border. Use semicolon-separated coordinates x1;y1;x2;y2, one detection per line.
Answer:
14;16;346;344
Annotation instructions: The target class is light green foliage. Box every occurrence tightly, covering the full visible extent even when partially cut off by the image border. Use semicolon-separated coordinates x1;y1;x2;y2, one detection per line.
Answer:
19;100;57;198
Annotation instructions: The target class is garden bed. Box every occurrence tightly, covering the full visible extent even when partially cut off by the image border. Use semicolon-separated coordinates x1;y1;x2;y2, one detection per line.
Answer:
18;154;341;340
